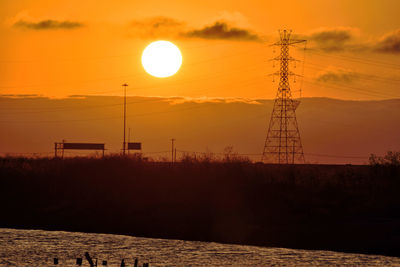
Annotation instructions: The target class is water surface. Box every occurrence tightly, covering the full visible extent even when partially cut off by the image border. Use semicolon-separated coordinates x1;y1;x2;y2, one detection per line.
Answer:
0;228;399;266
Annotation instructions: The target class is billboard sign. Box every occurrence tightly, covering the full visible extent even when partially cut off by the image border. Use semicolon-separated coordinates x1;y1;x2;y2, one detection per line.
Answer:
127;142;142;150
63;143;105;150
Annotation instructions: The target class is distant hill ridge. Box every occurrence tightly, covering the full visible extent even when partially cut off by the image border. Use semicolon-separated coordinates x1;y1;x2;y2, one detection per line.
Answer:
1;96;399;164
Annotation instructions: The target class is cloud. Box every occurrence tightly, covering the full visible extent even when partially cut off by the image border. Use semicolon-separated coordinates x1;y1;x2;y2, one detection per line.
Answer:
0;94;43;98
131;16;184;29
183;21;262;42
311;29;352;43
305;27;360;52
127;16;262;42
315;68;360;83
14;19;84;30
163;96;262;105
374;29;400;53
128;16;185;39
301;27;400;54
209;11;252;29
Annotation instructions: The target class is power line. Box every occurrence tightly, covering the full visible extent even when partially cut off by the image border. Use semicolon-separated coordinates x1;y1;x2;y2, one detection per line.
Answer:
306;153;367;159
78;56;266;96
0;97;164;114
0;68;267;115
142;151;170;154
307;50;400;70
304;62;400;85
0;42;231;63
1;47;398;102
0;102;218;123
0;74;141;89
303;79;400;99
0;45;262;90
176;149;368;159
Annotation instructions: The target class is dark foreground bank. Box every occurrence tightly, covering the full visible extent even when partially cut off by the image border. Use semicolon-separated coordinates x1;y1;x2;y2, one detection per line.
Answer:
0;156;399;257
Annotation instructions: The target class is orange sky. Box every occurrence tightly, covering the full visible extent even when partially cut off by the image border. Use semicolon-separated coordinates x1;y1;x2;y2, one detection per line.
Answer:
0;1;400;161
0;0;400;100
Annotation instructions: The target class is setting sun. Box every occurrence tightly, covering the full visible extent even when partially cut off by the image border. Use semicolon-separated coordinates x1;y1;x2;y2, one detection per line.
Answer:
1;1;400;264
141;40;182;78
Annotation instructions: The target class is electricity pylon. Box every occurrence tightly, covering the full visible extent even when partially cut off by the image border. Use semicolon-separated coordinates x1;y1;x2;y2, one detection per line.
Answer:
261;30;306;164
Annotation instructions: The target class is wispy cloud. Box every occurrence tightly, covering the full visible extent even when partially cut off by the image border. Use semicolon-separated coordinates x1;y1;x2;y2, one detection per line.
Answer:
315;68;360;83
0;94;43;98
374;29;400;54
300;27;400;54
163;96;262;105
128;16;185;39
128;17;261;42
302;27;362;52
131;16;183;28
183;21;261;42
14;19;84;30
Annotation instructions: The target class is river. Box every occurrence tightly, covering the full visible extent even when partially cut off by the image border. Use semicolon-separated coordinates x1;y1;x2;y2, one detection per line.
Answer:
0;228;399;266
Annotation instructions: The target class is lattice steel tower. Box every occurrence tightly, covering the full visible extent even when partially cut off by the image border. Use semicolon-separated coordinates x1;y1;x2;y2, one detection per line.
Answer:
261;30;306;164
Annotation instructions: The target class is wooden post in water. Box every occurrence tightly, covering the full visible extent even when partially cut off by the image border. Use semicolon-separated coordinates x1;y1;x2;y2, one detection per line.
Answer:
134;258;138;267
85;252;95;267
53;258;58;265
120;259;125;267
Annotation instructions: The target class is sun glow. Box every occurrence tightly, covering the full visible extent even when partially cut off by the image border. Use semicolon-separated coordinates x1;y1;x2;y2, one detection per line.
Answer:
141;41;182;78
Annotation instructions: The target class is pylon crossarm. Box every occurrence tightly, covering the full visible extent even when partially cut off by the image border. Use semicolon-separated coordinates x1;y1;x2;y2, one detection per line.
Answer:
288;40;307;45
271;39;306;46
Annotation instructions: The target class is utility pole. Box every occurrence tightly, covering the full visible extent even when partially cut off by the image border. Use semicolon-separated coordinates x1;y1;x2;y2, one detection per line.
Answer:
122;83;128;156
171;138;175;163
262;30;306;164
128;127;131;155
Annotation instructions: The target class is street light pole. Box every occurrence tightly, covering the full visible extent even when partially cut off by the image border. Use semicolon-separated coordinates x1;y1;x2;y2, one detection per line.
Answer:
122;83;128;156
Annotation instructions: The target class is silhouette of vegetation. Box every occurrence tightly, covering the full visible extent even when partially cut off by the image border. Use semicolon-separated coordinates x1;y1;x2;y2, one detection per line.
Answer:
369;151;400;166
0;155;399;257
